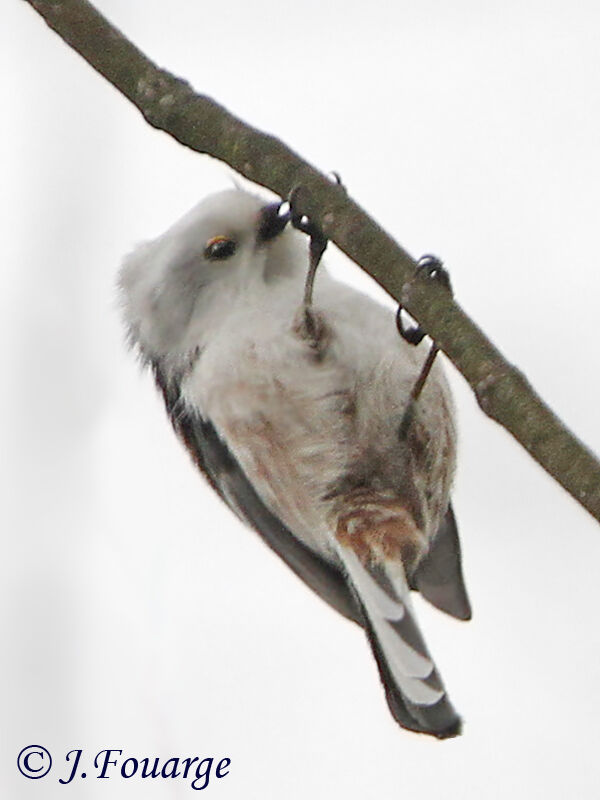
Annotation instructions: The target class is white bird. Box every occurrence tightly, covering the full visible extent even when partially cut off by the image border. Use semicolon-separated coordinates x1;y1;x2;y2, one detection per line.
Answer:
119;187;471;738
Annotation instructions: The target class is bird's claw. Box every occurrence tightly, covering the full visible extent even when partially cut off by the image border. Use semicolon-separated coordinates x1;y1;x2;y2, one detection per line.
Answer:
415;254;452;293
396;309;426;345
396;255;451;345
288;190;328;252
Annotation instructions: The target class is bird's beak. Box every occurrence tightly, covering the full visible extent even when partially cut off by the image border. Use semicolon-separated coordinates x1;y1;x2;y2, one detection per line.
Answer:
256;202;291;243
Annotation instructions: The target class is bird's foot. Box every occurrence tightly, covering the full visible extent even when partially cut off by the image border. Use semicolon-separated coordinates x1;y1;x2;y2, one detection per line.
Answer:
396;255;452;345
396;255;453;440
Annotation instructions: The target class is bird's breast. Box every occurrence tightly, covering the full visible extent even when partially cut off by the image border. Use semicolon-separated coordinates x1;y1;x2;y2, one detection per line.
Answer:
181;325;358;558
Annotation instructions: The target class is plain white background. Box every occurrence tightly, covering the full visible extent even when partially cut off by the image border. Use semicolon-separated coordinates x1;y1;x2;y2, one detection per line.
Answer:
4;1;600;797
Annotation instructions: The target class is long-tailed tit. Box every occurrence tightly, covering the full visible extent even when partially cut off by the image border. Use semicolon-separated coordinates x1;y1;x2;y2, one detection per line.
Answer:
119;188;471;738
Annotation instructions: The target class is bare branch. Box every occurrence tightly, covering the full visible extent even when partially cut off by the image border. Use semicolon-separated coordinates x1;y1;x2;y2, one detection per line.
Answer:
23;0;600;523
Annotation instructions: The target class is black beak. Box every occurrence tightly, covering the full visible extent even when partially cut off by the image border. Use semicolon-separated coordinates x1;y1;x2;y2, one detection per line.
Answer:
256;202;291;243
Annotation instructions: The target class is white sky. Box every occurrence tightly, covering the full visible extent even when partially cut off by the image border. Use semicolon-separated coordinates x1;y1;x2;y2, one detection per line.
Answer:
3;1;600;798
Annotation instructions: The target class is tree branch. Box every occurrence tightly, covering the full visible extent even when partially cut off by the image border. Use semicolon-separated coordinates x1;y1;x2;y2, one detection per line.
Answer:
24;0;600;524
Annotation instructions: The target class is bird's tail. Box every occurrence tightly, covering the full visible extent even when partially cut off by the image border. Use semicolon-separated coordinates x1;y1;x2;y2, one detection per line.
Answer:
335;543;461;738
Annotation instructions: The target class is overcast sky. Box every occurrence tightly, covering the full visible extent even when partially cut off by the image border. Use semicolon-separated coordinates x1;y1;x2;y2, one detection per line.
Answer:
4;2;600;798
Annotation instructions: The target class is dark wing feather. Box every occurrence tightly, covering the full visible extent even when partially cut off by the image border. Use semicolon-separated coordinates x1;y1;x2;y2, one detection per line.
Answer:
413;504;472;621
152;362;361;625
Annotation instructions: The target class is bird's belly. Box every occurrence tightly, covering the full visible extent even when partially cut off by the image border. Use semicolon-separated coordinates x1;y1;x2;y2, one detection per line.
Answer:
184;344;356;559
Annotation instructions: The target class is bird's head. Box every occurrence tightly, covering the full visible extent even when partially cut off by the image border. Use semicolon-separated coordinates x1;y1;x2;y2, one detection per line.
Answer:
119;189;303;362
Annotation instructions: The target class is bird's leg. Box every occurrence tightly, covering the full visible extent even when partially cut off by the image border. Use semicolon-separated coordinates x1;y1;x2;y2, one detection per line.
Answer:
398;343;440;440
305;230;328;308
398;255;452;440
289;188;329;345
290;209;328;309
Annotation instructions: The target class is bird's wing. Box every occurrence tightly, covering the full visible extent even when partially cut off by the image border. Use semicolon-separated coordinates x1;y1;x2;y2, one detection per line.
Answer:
413;504;472;620
152;361;361;625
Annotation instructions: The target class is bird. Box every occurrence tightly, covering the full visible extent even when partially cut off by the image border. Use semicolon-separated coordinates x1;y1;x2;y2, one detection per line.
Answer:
118;187;471;738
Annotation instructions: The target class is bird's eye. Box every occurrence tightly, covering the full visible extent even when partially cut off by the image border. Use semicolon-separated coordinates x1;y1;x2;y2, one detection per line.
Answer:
204;235;237;261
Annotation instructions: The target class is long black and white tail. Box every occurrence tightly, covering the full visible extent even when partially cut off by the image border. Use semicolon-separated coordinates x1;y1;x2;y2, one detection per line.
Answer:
336;545;461;738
